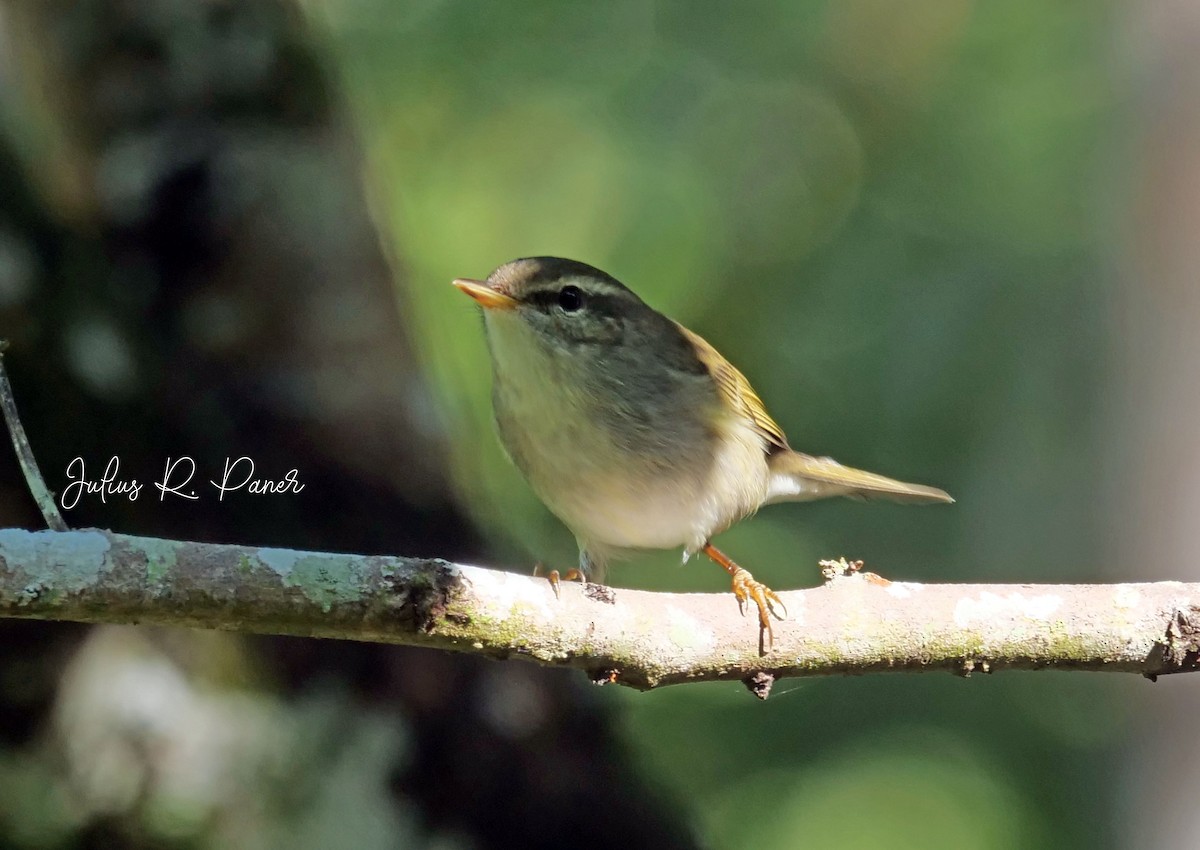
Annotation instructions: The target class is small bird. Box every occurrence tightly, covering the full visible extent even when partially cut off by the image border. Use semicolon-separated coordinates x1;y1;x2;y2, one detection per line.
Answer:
454;257;951;650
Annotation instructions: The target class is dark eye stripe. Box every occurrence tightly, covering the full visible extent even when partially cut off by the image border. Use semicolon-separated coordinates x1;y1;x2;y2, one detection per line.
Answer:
523;287;632;317
526;289;568;311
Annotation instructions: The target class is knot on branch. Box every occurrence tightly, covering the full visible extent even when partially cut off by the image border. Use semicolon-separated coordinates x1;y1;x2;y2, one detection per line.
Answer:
1146;606;1200;680
742;670;775;700
398;561;465;633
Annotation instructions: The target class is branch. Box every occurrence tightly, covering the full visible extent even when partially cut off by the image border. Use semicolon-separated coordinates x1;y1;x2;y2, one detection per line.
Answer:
1;529;1197;696
0;342;68;531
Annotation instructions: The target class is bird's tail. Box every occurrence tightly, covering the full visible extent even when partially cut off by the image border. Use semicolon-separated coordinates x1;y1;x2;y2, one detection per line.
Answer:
765;450;953;505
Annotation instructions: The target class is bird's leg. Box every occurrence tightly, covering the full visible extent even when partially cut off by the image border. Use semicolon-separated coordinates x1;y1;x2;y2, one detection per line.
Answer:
702;543;787;651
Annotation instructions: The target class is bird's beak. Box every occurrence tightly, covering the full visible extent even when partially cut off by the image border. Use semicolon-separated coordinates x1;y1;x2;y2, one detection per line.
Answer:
452;278;519;311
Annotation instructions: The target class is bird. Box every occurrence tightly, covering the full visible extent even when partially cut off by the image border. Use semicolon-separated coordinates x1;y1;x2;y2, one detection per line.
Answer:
453;257;952;649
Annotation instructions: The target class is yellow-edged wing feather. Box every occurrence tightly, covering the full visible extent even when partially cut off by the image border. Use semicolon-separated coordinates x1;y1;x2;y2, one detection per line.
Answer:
675;323;790;452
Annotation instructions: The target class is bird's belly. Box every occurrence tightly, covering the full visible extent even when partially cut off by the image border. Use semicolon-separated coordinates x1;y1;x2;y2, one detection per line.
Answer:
549;474;709;551
500;407;716;551
511;415;771;555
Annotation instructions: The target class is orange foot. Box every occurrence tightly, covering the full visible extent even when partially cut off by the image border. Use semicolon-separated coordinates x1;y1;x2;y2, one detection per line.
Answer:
533;563;586;599
703;544;787;652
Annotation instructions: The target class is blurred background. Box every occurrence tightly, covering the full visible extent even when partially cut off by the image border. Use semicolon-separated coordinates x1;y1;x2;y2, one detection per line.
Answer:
0;0;1197;848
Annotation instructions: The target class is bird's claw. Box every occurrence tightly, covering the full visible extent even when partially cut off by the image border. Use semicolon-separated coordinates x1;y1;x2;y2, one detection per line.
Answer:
730;566;787;650
534;562;584;599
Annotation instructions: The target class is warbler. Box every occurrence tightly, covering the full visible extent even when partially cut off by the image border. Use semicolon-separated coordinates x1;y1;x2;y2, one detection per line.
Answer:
454;257;951;649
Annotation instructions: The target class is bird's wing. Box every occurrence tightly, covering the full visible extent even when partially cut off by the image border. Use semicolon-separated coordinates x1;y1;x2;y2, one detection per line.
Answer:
675;323;790;452
674;323;952;506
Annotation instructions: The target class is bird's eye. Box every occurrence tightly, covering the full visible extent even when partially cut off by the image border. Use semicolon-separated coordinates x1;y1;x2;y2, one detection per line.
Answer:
558;285;584;312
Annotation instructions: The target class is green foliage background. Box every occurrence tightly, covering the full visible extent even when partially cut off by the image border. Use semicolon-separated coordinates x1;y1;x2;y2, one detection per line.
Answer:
305;1;1133;847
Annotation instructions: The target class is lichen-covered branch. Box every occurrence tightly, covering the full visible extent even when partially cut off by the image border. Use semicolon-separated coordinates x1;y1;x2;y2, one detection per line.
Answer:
1;528;1197;695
